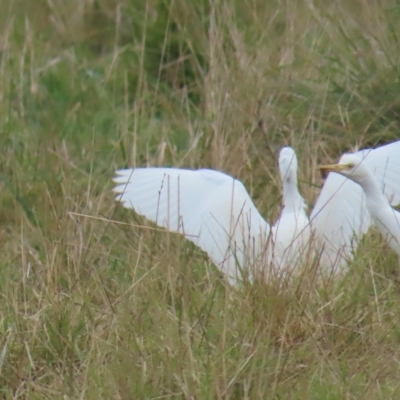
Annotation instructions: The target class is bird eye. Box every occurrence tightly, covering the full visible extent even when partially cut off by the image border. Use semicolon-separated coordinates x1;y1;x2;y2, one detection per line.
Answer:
347;163;355;168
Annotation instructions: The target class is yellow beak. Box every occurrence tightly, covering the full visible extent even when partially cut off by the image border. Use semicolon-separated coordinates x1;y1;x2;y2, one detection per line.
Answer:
317;163;348;173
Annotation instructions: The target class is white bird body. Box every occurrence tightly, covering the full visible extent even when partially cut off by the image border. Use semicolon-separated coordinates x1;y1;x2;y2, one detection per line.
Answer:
319;154;400;257
368;200;400;256
272;209;311;270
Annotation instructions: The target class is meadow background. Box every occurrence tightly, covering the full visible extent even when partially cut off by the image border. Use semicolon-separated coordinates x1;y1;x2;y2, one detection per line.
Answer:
1;0;400;398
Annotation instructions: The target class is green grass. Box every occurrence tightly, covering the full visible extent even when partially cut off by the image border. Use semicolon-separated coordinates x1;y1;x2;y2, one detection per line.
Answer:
1;0;400;398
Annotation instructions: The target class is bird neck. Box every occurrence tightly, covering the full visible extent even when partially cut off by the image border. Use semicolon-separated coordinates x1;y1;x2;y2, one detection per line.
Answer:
282;177;306;213
357;171;389;211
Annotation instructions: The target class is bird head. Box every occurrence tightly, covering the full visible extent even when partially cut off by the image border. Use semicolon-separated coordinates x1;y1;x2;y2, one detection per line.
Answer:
279;147;298;183
317;154;367;184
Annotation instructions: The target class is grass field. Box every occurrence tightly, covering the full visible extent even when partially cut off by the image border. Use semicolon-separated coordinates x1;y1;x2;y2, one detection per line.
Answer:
1;0;400;398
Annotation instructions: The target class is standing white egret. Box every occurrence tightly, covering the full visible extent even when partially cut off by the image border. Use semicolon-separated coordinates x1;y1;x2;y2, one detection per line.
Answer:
318;154;400;257
310;142;400;268
272;147;310;270
113;141;400;282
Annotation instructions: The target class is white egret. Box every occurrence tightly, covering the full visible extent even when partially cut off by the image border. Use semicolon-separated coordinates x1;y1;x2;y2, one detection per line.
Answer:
113;141;400;282
271;147;310;269
318;154;400;257
311;142;400;268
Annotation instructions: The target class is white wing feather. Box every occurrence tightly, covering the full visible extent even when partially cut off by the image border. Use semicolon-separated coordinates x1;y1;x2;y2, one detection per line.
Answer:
311;140;400;269
113;168;271;282
356;141;400;205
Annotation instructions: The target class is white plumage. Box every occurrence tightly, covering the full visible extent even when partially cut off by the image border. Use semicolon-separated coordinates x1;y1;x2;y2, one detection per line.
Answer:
311;141;400;267
318;153;400;257
271;148;310;270
113;141;400;282
114;168;271;282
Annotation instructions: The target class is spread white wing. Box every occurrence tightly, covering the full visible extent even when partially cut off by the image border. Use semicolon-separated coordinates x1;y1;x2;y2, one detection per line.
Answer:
113;168;271;282
311;141;400;269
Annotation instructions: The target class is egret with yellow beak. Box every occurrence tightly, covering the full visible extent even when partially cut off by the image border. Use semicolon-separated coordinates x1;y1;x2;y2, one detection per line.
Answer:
318;153;400;257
